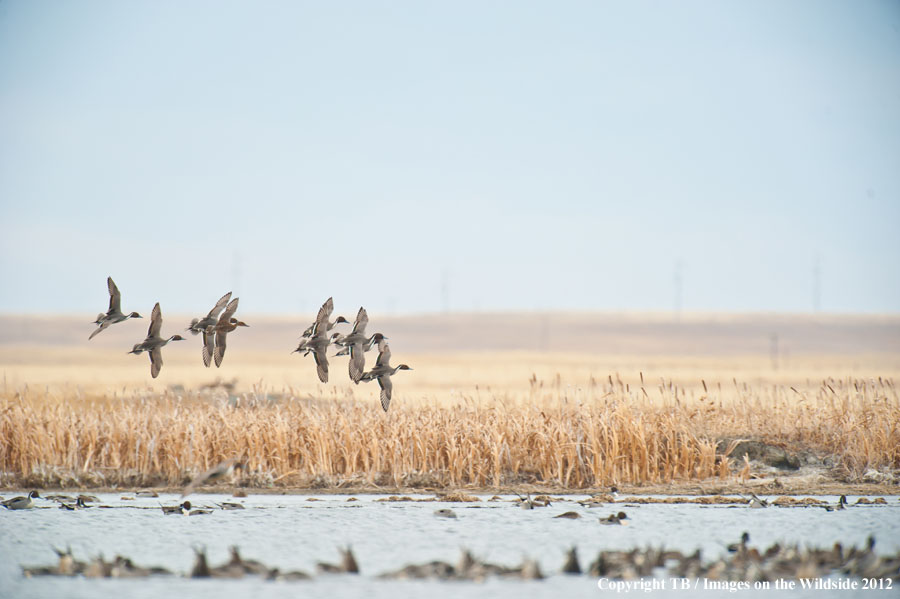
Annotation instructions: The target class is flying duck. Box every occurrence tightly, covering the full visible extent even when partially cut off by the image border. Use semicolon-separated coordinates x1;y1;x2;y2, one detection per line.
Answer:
89;277;142;339
202;297;249;368
360;340;412;412
128;303;184;378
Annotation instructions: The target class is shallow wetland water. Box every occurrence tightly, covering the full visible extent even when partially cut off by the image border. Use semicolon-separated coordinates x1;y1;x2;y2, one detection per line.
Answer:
1;493;898;598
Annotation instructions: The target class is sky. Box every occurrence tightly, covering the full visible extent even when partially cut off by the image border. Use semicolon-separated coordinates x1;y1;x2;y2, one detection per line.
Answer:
1;1;898;315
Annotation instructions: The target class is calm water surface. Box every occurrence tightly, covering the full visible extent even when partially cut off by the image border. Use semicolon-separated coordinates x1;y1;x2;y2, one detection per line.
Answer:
1;493;898;598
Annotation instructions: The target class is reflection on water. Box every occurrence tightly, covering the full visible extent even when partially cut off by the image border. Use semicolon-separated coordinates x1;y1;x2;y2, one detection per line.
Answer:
1;493;898;599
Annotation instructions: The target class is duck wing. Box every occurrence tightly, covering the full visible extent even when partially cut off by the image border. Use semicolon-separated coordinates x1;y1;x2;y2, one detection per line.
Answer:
201;330;214;367
313;345;329;383
107;277;122;313
149;347;163;378
89;320;111;340
219;297;239;324
214;330;228;367
350;307;368;335
377;374;393;412
182;457;236;498
148;303;163;338
374;343;392;369
311;298;333;335
207;292;233;319
348;342;365;384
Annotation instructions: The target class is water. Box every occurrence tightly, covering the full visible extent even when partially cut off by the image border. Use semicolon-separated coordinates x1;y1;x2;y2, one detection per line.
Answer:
1;493;898;598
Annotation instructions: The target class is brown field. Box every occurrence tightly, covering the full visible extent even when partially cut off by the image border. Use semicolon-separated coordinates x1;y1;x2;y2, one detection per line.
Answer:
1;313;898;492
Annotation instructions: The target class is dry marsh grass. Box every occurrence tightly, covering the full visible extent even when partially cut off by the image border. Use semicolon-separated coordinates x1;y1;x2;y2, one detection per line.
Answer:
1;365;897;490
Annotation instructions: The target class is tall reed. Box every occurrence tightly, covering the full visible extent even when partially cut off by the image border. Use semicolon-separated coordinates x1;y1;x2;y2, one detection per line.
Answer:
0;376;896;489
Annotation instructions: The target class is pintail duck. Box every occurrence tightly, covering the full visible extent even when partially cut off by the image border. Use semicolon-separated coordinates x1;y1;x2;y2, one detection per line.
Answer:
748;492;768;508
59;497;89;511
334;332;384;357
296;299;337;383
822;495;848;511
161;501;192;515
434;508;457;519
44;494;75;503
598;511;627;525
187;291;232;335
217;501;245;510
89;277;142;339
182;456;243;498
2;490;40;510
202;297;249;368
360;340;412;412
188;292;232;366
727;532;750;553
334;308;386;383
219;546;267;576
300;297;348;337
316;546;360;574
554;511;581;519
128;303;184;378
561;547;581;574
190;546;211;578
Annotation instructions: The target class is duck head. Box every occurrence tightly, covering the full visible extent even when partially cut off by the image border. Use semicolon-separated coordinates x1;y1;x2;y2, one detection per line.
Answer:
169;334;186;342
129;312;143;319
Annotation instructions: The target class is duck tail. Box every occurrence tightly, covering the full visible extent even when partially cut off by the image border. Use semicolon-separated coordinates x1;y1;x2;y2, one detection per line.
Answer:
187;318;201;334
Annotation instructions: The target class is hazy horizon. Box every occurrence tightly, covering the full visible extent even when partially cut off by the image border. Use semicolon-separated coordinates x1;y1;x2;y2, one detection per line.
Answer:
2;1;898;315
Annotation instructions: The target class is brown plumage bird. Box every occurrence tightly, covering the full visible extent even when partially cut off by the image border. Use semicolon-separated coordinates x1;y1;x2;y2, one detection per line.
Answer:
182;457;243;498
187;292;232;367
202;297;249;368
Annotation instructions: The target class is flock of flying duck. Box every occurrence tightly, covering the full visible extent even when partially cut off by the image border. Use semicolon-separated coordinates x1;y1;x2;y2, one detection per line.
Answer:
88;277;411;411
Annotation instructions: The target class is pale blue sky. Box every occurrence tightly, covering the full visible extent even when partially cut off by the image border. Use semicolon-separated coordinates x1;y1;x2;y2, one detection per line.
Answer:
1;1;898;315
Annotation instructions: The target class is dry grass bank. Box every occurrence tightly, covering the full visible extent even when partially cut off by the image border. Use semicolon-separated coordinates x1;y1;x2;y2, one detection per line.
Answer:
1;369;897;490
3;312;898;490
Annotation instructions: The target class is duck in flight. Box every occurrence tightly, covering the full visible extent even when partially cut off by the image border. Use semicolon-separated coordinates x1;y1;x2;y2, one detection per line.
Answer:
295;298;339;383
300;297;348;337
89;277;142;339
202;297;249;368
128;302;184;378
360;339;412;412
182;457;243;498
187;292;232;367
332;307;385;383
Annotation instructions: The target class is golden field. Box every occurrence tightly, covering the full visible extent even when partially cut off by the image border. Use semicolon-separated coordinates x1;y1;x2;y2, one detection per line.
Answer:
1;313;898;491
